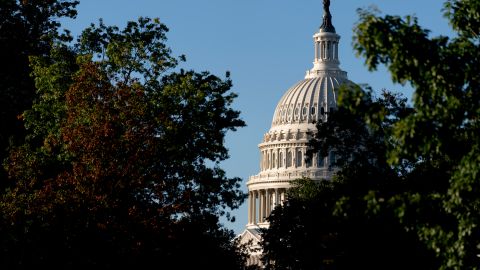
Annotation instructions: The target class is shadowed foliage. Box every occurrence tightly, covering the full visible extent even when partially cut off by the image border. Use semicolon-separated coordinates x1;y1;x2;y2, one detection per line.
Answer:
0;0;78;188
261;89;437;270
0;13;247;269
262;0;480;269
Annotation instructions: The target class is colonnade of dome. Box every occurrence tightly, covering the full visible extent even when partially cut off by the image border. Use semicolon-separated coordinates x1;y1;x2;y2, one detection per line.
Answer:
260;145;334;172
247;130;337;229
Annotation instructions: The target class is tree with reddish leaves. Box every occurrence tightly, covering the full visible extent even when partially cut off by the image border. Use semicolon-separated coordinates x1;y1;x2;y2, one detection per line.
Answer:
2;17;247;269
0;0;78;188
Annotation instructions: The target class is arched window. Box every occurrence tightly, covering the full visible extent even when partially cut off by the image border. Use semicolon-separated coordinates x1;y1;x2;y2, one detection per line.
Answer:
329;151;336;167
286;151;292;168
321;107;325;115
279;151;284;168
272;152;276;168
296;150;303;167
305;154;312;168
317;152;325;168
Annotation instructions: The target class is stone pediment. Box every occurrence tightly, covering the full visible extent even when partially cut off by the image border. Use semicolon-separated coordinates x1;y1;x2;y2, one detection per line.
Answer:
238;228;261;246
237;228;263;267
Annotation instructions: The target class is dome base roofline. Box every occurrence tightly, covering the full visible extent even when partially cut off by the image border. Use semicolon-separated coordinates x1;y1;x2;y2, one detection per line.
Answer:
305;69;347;79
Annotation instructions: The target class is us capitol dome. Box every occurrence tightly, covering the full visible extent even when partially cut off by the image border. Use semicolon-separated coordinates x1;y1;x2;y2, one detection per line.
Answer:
238;1;355;266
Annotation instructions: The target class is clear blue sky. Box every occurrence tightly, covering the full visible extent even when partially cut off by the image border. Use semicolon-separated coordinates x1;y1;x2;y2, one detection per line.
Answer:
61;0;453;234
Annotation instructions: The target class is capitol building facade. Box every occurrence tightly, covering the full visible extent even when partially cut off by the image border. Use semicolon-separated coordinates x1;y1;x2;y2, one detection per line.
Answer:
238;1;354;266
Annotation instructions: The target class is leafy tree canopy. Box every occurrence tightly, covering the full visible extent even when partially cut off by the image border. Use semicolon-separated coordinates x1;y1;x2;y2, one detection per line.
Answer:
1;10;247;269
262;1;480;269
353;0;480;268
0;0;78;187
262;88;437;270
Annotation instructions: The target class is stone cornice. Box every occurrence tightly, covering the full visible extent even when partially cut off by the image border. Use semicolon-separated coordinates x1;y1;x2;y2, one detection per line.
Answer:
247;169;334;188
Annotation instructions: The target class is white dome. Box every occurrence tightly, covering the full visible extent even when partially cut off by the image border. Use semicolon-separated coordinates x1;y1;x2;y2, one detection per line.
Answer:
270;70;351;133
245;5;353;229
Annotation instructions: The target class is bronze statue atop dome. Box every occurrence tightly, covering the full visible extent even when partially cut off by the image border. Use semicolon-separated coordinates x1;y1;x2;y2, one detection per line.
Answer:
320;0;335;33
323;0;330;14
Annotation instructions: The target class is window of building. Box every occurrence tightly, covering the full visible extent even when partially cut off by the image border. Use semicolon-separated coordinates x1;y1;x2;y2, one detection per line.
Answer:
305;155;312;167
317;153;325;168
329;151;336;166
279;152;284;168
286;151;292;168
296;150;302;167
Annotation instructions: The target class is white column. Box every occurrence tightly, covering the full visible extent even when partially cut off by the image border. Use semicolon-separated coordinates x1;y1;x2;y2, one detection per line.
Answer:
314;41;318;60
322;41;326;59
263;191;267;221
257;191;261;223
267;152;270;170
259;190;264;222
248;192;251;224
275;188;279;207
318;41;321;61
263;190;267;218
253;191;257;224
265;189;270;217
248;191;255;224
269;151;271;169
294;148;297;168
252;191;256;224
269;149;272;169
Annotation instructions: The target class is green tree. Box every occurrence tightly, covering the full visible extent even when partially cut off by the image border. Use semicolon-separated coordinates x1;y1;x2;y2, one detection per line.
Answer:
261;88;437;270
0;0;78;187
1;17;247;269
354;0;480;268
263;0;480;269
